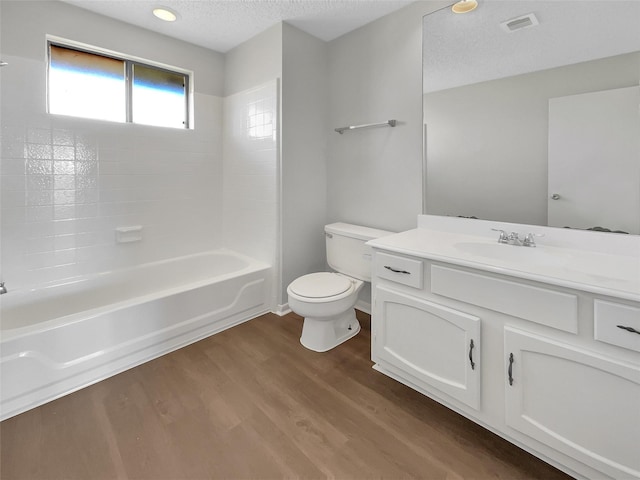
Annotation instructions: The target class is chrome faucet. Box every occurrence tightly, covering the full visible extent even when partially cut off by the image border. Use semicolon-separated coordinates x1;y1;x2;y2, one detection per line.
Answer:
522;232;544;247
492;229;543;247
0;282;6;295
492;228;509;244
506;232;524;246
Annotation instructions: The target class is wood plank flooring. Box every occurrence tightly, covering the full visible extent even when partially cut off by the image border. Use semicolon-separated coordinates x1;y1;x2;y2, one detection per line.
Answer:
0;312;573;479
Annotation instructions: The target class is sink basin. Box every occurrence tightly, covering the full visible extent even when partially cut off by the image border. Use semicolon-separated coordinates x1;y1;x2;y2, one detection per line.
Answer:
453;242;571;267
454;242;638;285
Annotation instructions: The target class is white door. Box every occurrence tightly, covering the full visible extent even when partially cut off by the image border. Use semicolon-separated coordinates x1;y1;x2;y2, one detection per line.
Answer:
373;286;481;410
504;327;640;479
548;86;640;234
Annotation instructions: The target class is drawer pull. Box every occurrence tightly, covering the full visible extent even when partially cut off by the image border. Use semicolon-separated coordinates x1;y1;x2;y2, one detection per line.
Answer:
508;353;514;386
469;339;475;370
616;325;640;335
384;266;411;275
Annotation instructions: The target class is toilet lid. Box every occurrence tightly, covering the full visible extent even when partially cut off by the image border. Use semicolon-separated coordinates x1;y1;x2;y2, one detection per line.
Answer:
289;272;352;298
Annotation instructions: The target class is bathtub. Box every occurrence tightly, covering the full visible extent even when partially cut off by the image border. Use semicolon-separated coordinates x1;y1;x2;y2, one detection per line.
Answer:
0;250;271;421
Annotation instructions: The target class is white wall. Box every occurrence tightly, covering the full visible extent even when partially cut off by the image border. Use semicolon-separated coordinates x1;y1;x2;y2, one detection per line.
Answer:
222;25;282;310
224;22;330;308
0;1;224;290
327;1;447;234
222;81;279;268
223;3;452;309
424;52;640;226
224;23;283;97
280;23;329;306
323;1;447;309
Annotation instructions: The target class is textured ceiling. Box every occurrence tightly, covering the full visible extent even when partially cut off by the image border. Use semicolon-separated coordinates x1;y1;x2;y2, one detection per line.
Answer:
423;0;640;92
61;0;417;52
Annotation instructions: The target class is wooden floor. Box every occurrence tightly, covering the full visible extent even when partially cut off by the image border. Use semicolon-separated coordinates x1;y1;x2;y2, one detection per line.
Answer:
0;312;573;480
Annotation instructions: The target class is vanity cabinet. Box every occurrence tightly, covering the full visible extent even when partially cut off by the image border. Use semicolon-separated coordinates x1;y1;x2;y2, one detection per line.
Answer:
370;248;640;480
373;286;480;409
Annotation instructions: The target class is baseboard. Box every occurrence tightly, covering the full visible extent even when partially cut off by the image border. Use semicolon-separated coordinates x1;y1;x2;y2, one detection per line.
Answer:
355;299;371;315
274;303;292;316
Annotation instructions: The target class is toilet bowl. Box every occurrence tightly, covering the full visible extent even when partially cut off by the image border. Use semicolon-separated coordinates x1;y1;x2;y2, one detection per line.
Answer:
287;223;393;352
287;272;363;352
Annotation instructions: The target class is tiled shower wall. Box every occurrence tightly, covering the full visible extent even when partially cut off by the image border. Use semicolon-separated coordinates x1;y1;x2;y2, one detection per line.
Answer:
222;80;279;269
1;53;224;290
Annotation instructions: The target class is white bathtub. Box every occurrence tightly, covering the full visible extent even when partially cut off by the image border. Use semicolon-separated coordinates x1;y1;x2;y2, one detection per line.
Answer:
0;250;271;420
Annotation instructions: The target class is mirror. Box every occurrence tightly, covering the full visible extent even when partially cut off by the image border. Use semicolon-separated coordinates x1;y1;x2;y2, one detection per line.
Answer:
423;0;640;234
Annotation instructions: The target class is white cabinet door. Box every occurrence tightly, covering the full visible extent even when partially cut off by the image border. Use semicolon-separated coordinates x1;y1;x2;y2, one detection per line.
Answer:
373;286;481;409
504;327;640;479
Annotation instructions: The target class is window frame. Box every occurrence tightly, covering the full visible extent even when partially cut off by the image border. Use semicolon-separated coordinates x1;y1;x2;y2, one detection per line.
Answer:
46;36;193;129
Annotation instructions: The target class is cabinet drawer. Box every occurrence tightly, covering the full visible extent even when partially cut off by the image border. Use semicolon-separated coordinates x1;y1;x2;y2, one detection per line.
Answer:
374;252;423;289
594;300;640;353
431;265;578;333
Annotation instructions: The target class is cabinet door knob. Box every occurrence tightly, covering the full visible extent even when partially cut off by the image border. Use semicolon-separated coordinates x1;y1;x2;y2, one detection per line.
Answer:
508;353;514;386
469;339;475;370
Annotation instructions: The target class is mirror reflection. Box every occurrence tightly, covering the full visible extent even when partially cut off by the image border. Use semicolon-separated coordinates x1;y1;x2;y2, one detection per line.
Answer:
423;0;640;234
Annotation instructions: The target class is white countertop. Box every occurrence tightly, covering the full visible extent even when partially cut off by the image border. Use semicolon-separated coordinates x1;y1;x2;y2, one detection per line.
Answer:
368;227;640;303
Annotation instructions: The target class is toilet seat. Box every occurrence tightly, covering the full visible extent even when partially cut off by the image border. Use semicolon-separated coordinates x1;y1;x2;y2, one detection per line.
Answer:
288;272;352;299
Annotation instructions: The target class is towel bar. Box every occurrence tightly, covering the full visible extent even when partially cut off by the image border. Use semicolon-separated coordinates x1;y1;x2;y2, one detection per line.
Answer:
335;119;396;134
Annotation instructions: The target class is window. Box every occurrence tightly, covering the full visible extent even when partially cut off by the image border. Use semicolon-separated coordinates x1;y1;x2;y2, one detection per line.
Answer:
131;64;187;129
48;44;126;123
48;42;190;129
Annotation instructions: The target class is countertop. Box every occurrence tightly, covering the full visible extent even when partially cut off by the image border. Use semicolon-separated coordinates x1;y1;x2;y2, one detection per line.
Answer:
367;228;640;303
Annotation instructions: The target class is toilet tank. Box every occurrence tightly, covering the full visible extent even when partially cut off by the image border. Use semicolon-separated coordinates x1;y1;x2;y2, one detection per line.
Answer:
325;223;394;282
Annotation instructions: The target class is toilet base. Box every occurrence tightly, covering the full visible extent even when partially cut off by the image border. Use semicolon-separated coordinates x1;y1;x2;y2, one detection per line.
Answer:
300;308;361;352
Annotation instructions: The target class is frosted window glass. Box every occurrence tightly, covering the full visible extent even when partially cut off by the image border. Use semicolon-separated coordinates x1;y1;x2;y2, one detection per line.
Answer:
132;64;187;129
49;45;125;122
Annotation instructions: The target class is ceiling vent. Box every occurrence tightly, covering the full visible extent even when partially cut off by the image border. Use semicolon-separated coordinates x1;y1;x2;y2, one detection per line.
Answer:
500;13;539;33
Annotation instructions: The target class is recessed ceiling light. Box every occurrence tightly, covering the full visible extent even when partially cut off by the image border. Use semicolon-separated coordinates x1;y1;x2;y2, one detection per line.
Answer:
452;0;478;14
153;7;178;22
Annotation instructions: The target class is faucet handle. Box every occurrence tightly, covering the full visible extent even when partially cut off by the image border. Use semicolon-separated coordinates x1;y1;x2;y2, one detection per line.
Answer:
523;232;544;247
491;228;508;243
506;231;526;246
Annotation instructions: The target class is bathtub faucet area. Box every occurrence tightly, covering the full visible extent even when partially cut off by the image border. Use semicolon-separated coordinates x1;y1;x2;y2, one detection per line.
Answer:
0;282;6;294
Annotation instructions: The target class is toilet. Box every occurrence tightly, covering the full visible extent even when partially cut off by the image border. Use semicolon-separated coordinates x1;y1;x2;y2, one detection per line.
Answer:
287;222;393;352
